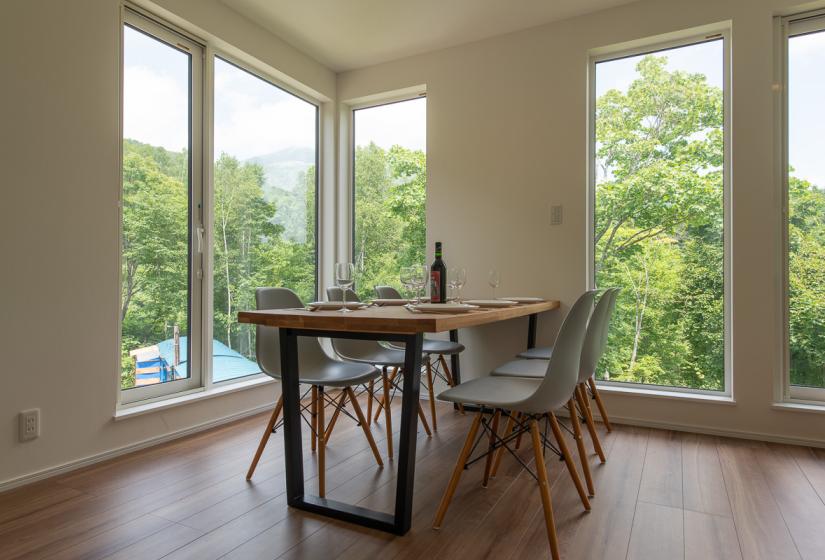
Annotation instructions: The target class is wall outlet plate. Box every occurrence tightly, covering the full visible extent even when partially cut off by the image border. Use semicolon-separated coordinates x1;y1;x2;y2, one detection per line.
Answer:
550;204;563;226
19;409;40;442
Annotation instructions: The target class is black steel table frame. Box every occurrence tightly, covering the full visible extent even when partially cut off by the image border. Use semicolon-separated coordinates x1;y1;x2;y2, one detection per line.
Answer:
278;327;424;535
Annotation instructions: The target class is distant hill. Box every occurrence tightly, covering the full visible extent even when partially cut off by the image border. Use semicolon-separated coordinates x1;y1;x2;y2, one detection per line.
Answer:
246;147;315;195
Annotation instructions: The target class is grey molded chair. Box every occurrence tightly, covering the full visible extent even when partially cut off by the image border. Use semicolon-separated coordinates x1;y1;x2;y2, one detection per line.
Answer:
326;287;433;453
374;285;466;430
246;288;384;498
490;287;618;496
431;290;598;560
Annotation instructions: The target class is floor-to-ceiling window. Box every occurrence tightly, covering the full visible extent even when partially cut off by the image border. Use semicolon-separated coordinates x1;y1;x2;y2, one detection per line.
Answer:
352;96;426;299
591;33;730;393
784;13;825;400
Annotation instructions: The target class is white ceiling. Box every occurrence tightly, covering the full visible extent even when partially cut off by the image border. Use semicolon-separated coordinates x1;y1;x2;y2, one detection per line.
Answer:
221;0;638;72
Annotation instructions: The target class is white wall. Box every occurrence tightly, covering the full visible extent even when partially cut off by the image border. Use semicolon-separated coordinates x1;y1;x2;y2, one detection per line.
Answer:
0;0;336;486
337;0;825;445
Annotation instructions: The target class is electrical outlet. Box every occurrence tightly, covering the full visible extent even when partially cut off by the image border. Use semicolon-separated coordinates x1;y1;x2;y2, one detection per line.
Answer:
550;204;563;226
19;409;40;442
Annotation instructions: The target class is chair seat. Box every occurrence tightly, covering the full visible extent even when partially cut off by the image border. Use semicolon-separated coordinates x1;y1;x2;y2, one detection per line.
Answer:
517;346;553;360
334;345;422;368
423;339;464;355
490;358;549;379
270;361;380;388
436;375;541;410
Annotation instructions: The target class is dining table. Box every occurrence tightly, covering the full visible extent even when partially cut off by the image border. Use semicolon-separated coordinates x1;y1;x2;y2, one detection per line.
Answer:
237;299;560;535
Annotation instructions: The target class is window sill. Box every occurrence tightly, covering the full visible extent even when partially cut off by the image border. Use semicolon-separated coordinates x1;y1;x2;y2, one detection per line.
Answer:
772;401;825;415
115;376;276;420
596;383;735;405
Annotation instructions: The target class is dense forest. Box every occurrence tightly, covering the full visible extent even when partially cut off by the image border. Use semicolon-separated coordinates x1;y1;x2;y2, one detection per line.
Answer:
121;53;825;391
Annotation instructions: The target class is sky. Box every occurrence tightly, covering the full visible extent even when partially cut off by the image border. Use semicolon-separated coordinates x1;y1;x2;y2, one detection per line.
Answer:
125;27;822;187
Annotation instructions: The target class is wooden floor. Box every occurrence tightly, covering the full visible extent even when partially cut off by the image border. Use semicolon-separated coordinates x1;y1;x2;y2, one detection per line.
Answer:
2;398;825;560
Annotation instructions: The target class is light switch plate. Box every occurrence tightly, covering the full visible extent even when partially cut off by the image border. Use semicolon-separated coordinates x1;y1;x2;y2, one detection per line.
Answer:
550;204;563;226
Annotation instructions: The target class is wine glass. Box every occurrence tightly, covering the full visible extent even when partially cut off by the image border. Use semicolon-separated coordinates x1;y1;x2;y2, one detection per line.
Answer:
488;269;501;300
450;267;467;303
335;262;355;313
400;266;414;300
413;264;428;304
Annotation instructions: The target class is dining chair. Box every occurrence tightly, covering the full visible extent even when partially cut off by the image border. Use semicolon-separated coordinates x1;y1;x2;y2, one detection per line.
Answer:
515;287;618;433
246;288;384;499
431;290;597;560
326;287;433;457
374;285;466;429
489;288;618;497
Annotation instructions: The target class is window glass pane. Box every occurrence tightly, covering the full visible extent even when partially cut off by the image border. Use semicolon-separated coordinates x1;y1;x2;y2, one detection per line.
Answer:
593;40;726;391
788;29;825;389
212;58;317;383
353;97;427;299
121;25;192;390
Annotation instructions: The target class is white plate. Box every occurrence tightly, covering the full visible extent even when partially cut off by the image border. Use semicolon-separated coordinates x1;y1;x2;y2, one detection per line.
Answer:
463;299;518;307
412;303;479;313
372;298;412;306
499;296;545;303
307;301;367;310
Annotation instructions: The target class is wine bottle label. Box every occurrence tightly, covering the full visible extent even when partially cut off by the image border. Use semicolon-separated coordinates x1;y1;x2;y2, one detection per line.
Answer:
430;270;442;303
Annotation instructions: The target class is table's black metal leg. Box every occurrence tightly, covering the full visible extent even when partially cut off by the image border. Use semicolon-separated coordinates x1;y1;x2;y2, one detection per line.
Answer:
528;313;538;349
449;329;461;385
278;328;304;505
394;332;424;534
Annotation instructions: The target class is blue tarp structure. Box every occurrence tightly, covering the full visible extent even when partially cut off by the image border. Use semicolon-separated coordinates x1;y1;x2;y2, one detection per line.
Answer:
133;337;261;385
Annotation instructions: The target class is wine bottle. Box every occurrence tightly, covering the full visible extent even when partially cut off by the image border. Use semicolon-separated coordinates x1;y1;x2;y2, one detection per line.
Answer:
430;241;447;303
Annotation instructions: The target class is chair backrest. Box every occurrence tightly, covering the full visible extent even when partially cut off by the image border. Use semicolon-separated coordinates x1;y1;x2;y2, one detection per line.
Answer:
326;286;359;302
255;287;332;379
517;290;598;414
578;288;619;382
374;285;402;299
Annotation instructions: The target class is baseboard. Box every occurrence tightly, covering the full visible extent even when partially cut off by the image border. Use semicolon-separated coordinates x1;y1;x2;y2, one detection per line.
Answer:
0;402;275;493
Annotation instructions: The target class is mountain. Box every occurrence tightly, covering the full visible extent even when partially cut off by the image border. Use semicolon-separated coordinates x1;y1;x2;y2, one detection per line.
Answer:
246;147;315;195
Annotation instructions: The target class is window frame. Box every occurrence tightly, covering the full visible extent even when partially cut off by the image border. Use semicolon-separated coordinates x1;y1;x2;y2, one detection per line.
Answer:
349;92;427;276
779;10;825;404
119;8;206;405
586;28;733;397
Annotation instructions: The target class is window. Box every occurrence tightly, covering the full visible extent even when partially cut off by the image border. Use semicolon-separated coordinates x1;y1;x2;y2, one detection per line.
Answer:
783;13;825;401
120;12;203;402
212;57;318;384
352;96;426;299
590;33;730;394
119;9;319;402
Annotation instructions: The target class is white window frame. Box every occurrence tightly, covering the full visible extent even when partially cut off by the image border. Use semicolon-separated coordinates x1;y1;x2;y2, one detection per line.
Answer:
778;10;825;403
206;51;321;386
119;8;205;405
347;90;427;267
586;27;733;397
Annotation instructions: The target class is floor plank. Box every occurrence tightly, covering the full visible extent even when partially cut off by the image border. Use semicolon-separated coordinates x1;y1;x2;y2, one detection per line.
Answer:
684;510;741;560
626;501;684;560
637;429;683;508
681;432;732;517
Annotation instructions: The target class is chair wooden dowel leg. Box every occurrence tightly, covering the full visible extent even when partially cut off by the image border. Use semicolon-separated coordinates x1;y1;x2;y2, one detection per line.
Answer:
246;395;283;480
374;367;398;423
317;386;326;498
576;384;605;463
549;413;590;511
588;376;612;432
491;411;516;478
346;387;383;468
433;411;483;529
482;409;502;487
418;402;432;437
367;379;374;426
426;358;438;431
382;371;394;459
311;385;318;453
530;418;561;560
438;354;464;414
324;390;348;443
568;399;595;497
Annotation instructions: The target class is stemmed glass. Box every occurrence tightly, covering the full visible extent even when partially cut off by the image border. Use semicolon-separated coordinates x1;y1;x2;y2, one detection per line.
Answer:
450;267;467;303
335;262;355;313
412;264;428;304
400;266;414;301
488;269;501;300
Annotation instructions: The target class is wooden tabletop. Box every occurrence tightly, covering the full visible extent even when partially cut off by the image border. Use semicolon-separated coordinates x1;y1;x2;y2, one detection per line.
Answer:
237;300;560;334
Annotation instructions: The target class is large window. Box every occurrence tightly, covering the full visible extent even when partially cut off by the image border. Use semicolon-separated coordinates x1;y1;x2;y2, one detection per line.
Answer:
352;96;426;299
120;10;318;402
121;12;203;401
212;58;317;383
590;33;730;393
784;13;825;400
